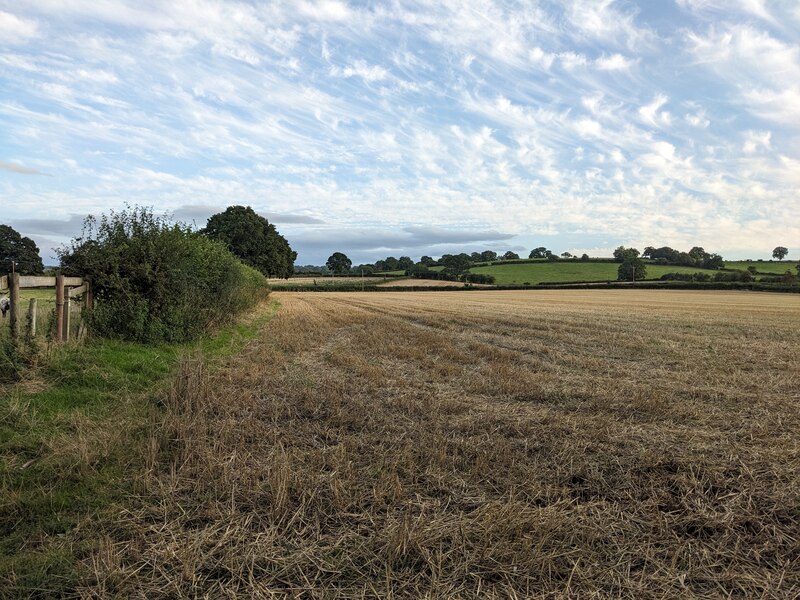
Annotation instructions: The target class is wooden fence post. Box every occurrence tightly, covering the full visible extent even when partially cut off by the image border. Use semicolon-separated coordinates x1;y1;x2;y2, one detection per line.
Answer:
55;274;64;343
27;298;37;337
63;293;71;342
84;280;93;312
78;280;92;340
9;272;20;342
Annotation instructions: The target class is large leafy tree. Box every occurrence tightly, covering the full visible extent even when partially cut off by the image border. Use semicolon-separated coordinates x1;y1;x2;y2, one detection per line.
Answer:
0;224;44;275
772;246;788;261
203;206;296;279
326;252;352;274
618;255;647;281
441;253;471;275
613;246;640;262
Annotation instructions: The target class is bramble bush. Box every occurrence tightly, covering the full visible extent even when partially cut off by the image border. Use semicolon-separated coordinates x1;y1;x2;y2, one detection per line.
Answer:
58;206;268;343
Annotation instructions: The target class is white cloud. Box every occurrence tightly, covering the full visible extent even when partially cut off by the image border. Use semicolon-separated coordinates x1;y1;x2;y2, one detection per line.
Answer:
685;24;800;123
685;110;710;128
332;59;389;82
742;86;800;123
565;0;656;50
297;0;353;22
1;1;798;261
639;95;671;127
0;10;37;43
742;130;771;153
595;53;636;71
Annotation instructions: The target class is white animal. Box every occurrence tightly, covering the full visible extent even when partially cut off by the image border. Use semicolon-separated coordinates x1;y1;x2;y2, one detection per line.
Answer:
0;296;9;318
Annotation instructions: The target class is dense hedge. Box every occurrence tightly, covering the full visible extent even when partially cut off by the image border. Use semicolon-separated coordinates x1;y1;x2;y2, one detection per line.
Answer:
660;272;712;282
58;206;269;343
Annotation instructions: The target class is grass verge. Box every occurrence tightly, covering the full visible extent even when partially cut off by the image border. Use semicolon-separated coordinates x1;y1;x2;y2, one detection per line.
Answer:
0;299;278;596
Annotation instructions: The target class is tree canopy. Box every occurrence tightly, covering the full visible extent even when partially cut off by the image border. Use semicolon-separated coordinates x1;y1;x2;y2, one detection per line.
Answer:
202;206;296;279
0;224;44;275
772;246;788;260
326;252;352;274
440;253;471;275
618;255;647;281
613;246;640;262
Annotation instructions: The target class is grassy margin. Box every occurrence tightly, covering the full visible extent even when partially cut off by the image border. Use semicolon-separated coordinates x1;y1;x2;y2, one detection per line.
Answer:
0;299;278;596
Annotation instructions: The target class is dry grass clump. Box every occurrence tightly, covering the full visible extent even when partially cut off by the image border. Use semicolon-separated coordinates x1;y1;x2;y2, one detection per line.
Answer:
86;291;799;598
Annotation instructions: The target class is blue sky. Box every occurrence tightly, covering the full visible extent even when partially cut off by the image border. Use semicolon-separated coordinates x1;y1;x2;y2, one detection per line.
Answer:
1;0;798;265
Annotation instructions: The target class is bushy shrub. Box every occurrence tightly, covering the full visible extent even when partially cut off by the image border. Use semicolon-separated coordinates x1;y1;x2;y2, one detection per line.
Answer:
713;271;753;283
408;270;459;281
462;273;496;284
660;272;711;282
58;206;268;343
760;271;798;284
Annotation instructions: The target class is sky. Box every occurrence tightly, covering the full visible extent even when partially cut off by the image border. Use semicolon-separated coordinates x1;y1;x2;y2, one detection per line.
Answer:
1;0;799;265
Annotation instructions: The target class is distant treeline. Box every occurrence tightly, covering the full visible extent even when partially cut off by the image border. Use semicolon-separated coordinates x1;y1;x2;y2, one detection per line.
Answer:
303;244;728;278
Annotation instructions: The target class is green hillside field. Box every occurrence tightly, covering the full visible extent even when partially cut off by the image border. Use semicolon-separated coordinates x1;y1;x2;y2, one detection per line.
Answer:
724;260;799;274
469;261;717;285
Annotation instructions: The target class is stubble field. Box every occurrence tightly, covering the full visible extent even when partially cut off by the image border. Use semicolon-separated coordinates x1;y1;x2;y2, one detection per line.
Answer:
90;290;799;598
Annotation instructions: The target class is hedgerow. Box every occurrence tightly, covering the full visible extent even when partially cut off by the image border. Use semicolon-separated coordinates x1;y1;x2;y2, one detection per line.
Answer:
58;206;268;343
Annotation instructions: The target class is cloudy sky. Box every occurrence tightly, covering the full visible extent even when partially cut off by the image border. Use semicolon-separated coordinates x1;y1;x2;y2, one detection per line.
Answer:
1;0;798;265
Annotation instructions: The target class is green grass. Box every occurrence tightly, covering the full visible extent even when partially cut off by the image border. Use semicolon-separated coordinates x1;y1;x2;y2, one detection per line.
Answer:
724;260;799;274
469;261;716;285
0;300;278;595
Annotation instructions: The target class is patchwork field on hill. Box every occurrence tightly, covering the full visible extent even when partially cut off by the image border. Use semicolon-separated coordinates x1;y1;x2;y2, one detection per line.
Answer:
468;261;715;285
724;260;799;274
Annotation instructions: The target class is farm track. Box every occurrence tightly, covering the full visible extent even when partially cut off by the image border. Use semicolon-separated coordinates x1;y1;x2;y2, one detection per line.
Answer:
88;290;799;598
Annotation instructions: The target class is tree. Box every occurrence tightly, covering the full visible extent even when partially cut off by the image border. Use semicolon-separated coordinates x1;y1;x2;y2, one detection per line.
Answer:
203;206;296;279
326;252;352;274
618;256;647;281
502;251;519;260
702;253;724;270
441;253;471;275
561;252;572;258
419;255;435;266
355;264;375;275
407;263;430;277
0;224;44;275
397;256;414;271
529;247;549;259
688;246;706;264
480;250;498;262
470;252;482;262
383;256;399;271
613;246;640;262
580;253;590;262
773;246;788;261
647;246;679;262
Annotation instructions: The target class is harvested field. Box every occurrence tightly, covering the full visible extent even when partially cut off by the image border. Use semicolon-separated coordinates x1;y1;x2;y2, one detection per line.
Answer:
93;290;799;598
377;278;467;287
268;276;386;288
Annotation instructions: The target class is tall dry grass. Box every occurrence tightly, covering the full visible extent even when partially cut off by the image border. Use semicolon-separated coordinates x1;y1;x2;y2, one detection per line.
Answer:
86;290;799;598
